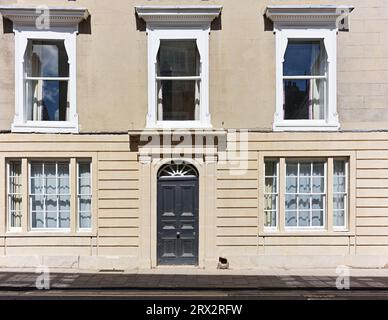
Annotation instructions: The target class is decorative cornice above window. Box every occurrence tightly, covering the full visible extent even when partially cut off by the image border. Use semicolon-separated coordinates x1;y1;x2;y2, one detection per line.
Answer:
0;6;89;28
135;5;222;26
265;5;354;28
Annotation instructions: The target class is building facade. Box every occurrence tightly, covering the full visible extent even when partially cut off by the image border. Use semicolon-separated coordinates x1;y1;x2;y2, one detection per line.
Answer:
0;0;387;271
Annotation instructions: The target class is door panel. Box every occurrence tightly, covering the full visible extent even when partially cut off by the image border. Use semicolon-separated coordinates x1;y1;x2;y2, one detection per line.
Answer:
157;178;199;265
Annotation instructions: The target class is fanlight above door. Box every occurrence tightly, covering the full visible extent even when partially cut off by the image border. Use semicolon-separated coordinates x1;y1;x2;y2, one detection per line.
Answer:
158;162;198;178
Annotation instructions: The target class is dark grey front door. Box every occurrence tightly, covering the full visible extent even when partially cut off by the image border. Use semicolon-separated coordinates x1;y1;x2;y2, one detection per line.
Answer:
157;177;199;265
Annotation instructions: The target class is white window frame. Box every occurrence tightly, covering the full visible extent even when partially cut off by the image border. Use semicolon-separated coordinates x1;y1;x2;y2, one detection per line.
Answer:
264;160;279;232
0;7;89;133
77;160;92;232
265;5;354;131
7;160;23;232
28;161;71;232
284;159;327;231
333;159;349;231
135;6;222;129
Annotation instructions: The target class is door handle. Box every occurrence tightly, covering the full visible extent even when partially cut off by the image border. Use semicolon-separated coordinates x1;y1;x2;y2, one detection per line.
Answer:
176;232;180;239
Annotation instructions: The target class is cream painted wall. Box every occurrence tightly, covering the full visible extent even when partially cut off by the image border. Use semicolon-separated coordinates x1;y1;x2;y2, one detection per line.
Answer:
0;0;387;131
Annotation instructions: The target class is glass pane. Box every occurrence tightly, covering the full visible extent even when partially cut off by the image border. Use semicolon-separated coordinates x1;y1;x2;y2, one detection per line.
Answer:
31;195;44;211
46;211;57;228
10;212;22;228
286;163;298;177
265;161;277;176
264;195;277;210
299;163;311;176
58;177;70;195
10;195;22;211
25;40;69;77
59;211;70;228
79;196;91;212
80;213;91;229
313;162;325;176
312;210;324;226
298;211;310;227
58;163;69;177
31;163;43;177
45;163;56;195
157;40;199;77
283;40;327;76
32;211;44;228
312;195;324;209
312;177;325;193
334;210;345;227
45;195;57;212
157;80;199;121
265;178;277;194
283;79;326;120
59;196;70;211
26;80;69;121
334;160;346;176
334;195;345;210
265;211;276;227
286;177;297;193
334;177;346;193
78;163;90;180
285;195;297;210
299;195;310;210
299;177;311;193
285;211;297;227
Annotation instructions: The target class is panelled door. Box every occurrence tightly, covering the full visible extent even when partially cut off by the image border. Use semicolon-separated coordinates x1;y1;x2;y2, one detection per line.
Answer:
157;164;199;265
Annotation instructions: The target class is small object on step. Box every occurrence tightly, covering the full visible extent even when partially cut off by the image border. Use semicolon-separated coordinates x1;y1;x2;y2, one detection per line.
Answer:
217;257;229;269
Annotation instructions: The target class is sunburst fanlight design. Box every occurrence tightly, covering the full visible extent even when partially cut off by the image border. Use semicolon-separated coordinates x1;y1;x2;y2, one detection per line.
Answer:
158;163;198;178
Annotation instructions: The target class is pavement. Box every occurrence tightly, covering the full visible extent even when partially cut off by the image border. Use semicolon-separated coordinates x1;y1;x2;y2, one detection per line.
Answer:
0;268;388;291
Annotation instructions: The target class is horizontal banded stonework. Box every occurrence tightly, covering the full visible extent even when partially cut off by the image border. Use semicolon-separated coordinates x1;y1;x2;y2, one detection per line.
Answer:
0;132;387;263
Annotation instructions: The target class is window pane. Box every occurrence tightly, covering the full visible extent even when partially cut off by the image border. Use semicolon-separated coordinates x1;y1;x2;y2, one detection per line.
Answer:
299;195;310;210
265;161;277;176
283;40;327;76
264;195;277;210
312;210;324;226
157;40;199;77
265;211;277;228
78;162;92;229
283;79;326;120
312;177;325;193
334;160;346;176
46;211;57;228
8;161;22;229
265;178;277;193
285;160;327;228
29;161;70;229
157;80;199;121
285;211;297;227
25;40;69;77
285;195;297;210
334;210;345;227
334;194;345;210
299;177;311;193
26;80;69;121
298;211;310;227
32;211;44;228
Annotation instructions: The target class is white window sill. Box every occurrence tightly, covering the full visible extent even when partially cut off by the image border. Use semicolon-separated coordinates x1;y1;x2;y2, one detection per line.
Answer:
284;227;326;232
12;121;79;134
148;121;212;130
30;228;71;232
273;120;339;132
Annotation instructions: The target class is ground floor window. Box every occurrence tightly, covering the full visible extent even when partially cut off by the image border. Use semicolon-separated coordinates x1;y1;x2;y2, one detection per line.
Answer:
6;158;92;232
264;157;348;231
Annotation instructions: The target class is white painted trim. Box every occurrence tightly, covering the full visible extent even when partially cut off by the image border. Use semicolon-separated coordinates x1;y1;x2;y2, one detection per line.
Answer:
0;6;89;28
138;6;221;129
272;28;339;132
11;29;79;133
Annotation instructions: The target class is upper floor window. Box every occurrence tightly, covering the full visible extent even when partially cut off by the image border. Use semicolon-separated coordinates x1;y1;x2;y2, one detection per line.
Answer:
283;40;328;121
0;7;89;133
25;40;70;122
136;5;222;129
265;5;354;131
